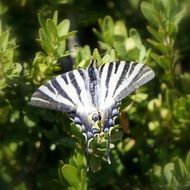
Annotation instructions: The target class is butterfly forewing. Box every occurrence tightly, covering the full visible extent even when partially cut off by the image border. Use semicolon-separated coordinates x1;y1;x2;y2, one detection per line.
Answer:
98;61;155;103
30;68;87;113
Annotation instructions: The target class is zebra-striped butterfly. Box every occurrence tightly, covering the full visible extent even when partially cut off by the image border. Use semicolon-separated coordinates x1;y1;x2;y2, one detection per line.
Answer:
30;60;155;163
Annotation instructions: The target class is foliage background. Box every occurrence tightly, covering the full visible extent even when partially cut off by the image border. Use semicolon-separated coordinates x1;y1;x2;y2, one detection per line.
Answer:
1;0;190;189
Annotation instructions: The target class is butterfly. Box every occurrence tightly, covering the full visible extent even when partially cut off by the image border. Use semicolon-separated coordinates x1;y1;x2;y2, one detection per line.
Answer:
30;60;155;163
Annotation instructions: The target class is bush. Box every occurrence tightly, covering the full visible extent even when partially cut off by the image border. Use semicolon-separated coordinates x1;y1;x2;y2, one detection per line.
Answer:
0;0;190;189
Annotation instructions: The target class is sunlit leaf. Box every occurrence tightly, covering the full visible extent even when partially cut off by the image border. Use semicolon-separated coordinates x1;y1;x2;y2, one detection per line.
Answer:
141;1;160;27
57;19;70;36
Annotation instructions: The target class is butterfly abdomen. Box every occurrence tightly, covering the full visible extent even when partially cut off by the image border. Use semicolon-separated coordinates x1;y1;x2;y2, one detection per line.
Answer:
87;61;100;107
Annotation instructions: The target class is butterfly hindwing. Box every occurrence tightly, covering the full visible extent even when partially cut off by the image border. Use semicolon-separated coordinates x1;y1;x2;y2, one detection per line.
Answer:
30;68;86;113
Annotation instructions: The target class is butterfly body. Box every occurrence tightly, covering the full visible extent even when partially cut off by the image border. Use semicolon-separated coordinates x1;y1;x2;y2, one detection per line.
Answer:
31;60;155;163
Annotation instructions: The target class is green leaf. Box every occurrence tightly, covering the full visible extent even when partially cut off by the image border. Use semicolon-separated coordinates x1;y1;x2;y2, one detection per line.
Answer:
80;169;87;190
147;26;163;42
174;159;188;183
57;19;70;37
102;16;114;34
62;165;81;188
46;19;58;42
76;45;91;66
92;48;102;64
38;13;48;34
151;52;170;70
103;31;113;45
0;78;7;90
68;187;75;190
111;129;123;142
141;1;160;27
163;163;174;184
59;30;77;40
102;54;111;63
129;28;142;48
0;106;9;124
98;41;112;50
139;46;147;62
52;10;58;25
10;63;22;78
123;138;136;152
114;21;127;38
76;153;86;169
38;39;54;55
90;155;101;172
131;92;148;103
186;151;190;172
147;39;169;54
173;7;186;26
3;50;14;67
180;73;190;93
114;42;126;58
56;40;66;57
167;22;178;36
0;30;9;51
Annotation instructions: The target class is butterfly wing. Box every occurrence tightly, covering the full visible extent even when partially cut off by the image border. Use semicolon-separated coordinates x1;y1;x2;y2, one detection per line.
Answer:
99;61;155;102
30;68;86;113
98;61;155;132
30;66;98;139
114;61;155;101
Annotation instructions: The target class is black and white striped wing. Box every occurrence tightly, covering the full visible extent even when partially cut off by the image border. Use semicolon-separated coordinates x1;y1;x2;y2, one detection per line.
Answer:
30;68;86;113
98;61;155;103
